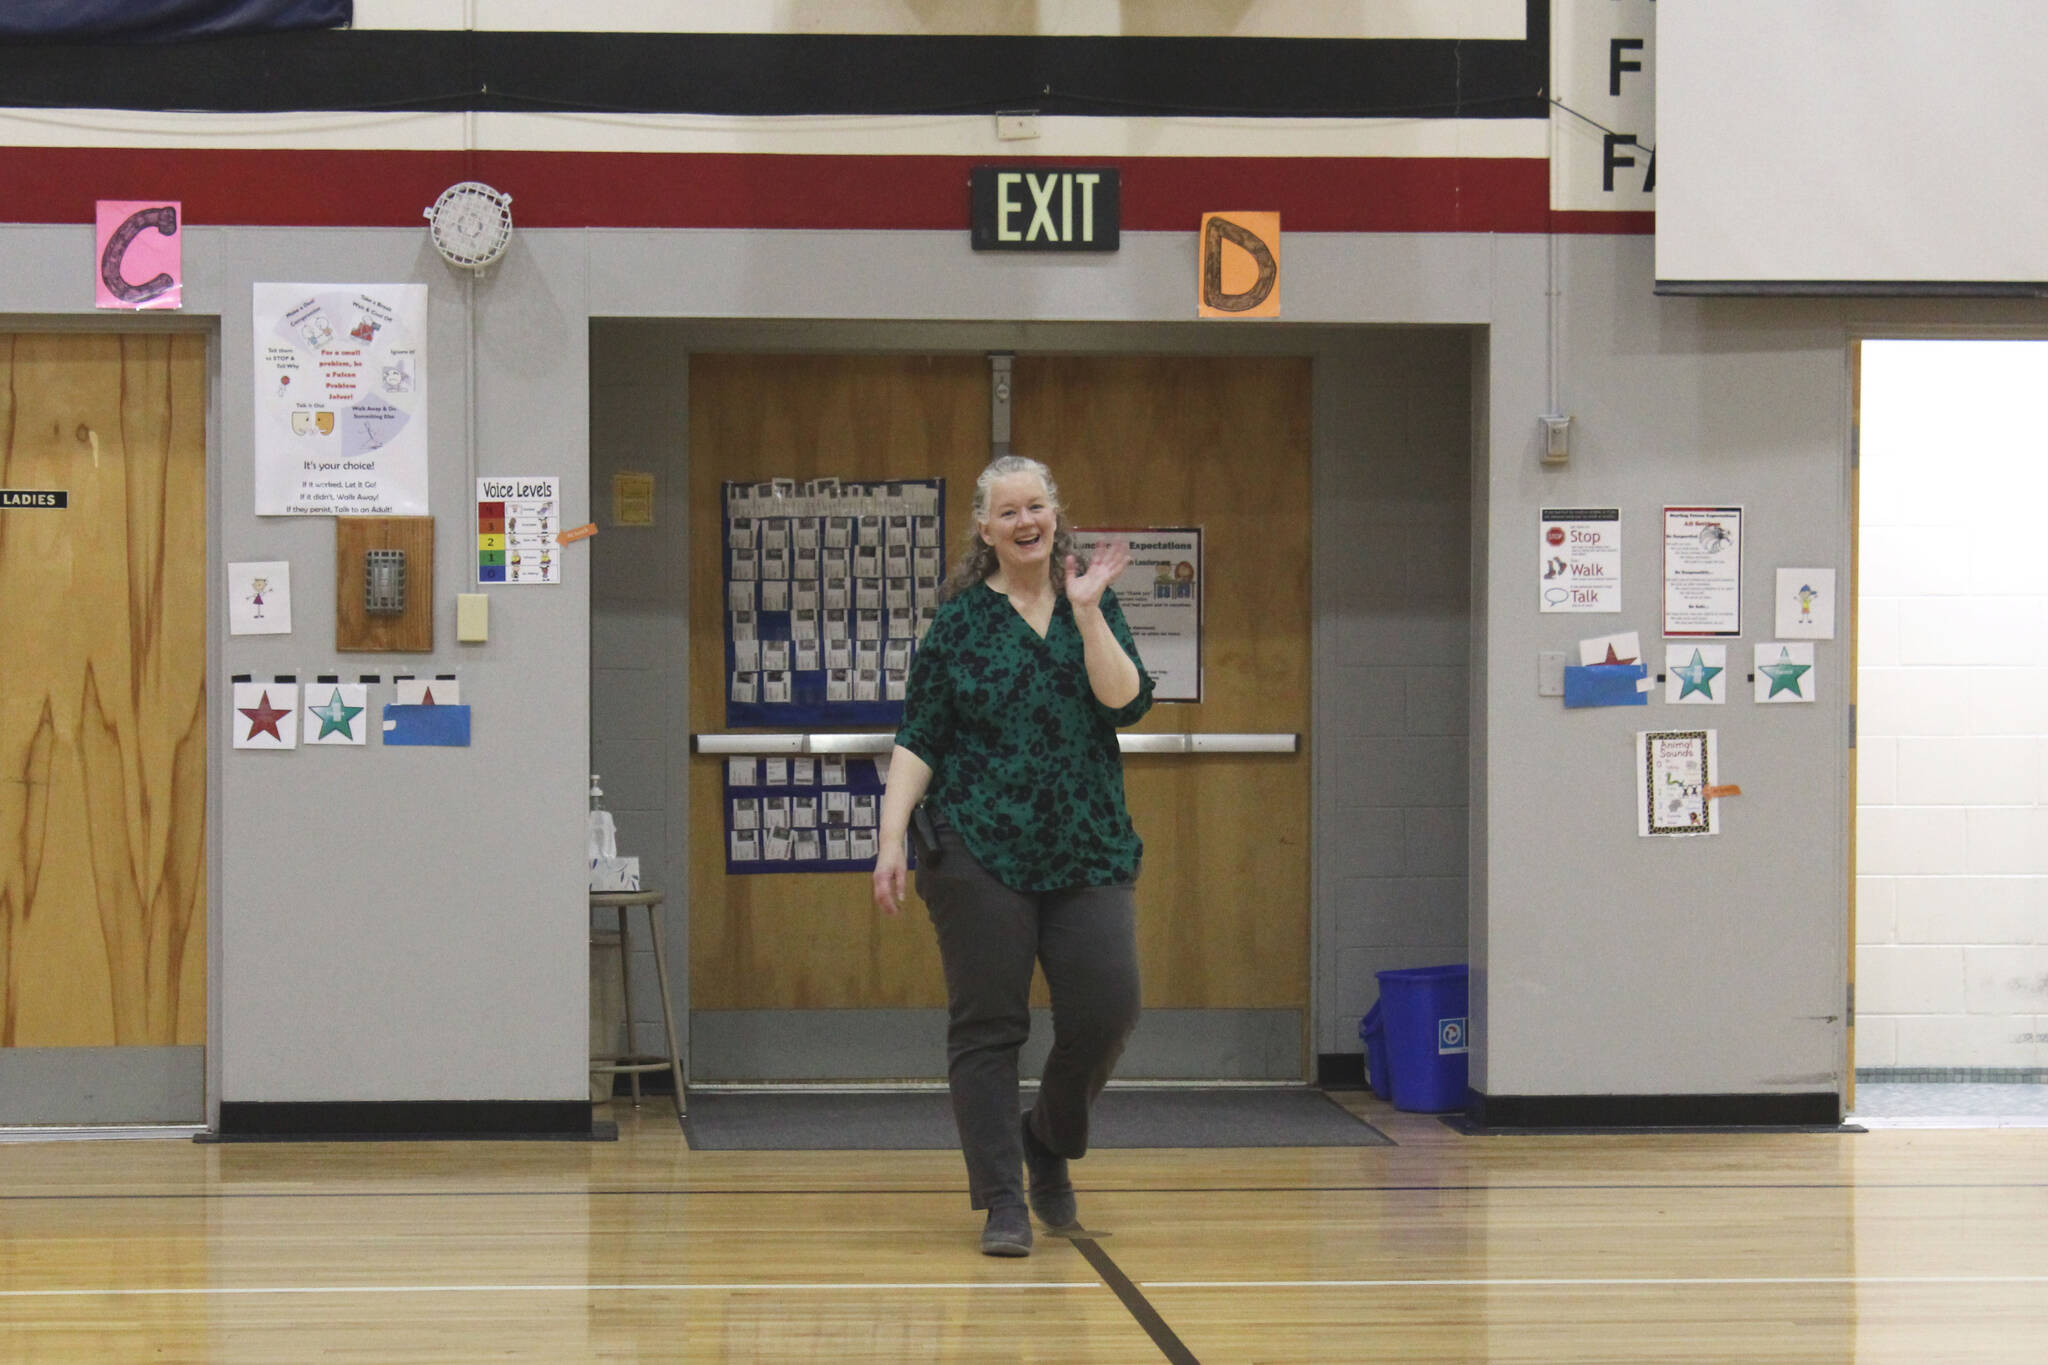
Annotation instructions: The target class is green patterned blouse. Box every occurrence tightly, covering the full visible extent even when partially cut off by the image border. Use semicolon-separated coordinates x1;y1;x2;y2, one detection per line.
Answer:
895;581;1154;892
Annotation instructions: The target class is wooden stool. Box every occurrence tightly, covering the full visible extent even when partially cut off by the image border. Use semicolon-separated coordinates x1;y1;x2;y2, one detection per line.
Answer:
589;889;686;1119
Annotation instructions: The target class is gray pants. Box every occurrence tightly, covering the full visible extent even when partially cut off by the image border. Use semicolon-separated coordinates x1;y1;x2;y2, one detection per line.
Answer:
915;822;1141;1210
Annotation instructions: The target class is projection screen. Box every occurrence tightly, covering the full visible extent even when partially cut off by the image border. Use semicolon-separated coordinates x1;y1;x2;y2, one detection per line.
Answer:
1657;0;2048;294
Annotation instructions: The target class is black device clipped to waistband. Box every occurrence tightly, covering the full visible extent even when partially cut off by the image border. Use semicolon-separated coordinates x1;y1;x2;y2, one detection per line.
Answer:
908;803;944;868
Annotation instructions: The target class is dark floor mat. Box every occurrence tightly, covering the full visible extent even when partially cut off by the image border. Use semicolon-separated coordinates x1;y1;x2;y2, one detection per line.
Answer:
683;1087;1393;1150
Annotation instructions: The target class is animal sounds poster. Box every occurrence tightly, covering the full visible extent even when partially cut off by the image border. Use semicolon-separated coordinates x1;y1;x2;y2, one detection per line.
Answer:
253;284;428;516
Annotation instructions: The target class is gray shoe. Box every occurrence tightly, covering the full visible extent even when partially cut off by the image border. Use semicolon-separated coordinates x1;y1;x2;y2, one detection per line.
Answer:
1022;1116;1079;1230
980;1202;1033;1257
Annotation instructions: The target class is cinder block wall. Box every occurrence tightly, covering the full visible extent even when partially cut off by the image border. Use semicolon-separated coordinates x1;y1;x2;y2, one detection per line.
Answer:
588;327;692;1050
1315;329;1474;1056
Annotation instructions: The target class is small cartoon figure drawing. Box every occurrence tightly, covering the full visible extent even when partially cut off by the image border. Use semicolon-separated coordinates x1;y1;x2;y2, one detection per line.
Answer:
1795;583;1819;618
248;577;268;619
351;316;381;343
298;313;334;348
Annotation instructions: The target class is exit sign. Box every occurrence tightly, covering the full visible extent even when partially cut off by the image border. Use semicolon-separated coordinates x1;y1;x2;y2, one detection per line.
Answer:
970;167;1120;252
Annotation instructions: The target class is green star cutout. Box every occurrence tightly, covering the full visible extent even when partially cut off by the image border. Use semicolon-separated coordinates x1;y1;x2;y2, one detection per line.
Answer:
1673;648;1722;700
1760;653;1811;699
309;687;364;739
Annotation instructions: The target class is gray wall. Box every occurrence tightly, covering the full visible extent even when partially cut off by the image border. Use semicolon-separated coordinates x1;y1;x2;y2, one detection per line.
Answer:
1466;327;1495;1091
587;326;691;1052
17;214;2045;1108
1475;244;2048;1099
1478;236;1853;1097
5;223;593;1110
217;232;592;1104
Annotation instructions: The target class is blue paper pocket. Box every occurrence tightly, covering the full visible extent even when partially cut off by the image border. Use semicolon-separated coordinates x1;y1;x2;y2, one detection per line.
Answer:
381;703;473;746
1562;663;1648;708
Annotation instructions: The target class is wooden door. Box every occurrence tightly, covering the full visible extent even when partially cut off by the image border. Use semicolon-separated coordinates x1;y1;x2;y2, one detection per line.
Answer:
689;355;988;1009
1014;355;1312;1013
0;333;208;1052
687;353;1310;1050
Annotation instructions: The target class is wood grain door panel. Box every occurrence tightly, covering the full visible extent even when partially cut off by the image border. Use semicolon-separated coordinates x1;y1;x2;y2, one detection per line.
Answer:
0;332;207;1048
688;352;1309;1017
688;355;986;1009
1014;355;1311;1010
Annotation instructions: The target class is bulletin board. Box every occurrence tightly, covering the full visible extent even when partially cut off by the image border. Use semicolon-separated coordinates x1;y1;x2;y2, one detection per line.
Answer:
722;753;906;875
721;477;944;728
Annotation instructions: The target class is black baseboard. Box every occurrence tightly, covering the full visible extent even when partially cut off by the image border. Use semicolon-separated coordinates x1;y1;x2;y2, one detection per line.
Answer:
1316;1053;1367;1089
205;1100;609;1142
1463;1090;1843;1131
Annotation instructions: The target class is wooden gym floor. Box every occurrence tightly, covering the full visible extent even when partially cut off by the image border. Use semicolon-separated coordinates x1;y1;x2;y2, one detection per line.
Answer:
3;1092;2045;1363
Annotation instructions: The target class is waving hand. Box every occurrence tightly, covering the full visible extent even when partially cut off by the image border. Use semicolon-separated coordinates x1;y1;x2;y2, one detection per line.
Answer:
1063;540;1129;610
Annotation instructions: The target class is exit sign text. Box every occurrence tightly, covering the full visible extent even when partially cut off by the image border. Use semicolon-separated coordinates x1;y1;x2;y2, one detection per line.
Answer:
970;167;1121;252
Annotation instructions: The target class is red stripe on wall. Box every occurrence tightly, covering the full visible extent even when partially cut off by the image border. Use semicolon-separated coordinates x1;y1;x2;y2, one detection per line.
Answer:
1548;210;1655;235
0;147;1651;234
1;147;472;228
478;152;1556;233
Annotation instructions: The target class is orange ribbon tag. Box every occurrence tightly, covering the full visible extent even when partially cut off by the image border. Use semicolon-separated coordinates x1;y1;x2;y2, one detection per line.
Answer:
1702;784;1742;800
556;522;598;546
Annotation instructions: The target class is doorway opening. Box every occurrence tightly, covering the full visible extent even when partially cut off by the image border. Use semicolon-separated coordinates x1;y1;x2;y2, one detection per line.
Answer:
0;331;209;1128
585;320;1478;1093
1852;339;2048;1128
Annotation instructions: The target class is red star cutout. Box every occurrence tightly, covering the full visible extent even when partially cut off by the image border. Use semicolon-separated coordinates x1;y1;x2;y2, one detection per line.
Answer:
1602;644;1637;665
238;690;289;742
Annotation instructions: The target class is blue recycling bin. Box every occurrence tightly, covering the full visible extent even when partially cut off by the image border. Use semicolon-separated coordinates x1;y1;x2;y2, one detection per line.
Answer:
1372;964;1470;1113
1356;1000;1391;1099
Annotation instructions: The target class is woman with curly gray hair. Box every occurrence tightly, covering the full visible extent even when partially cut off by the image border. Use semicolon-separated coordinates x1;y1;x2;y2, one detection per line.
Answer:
874;454;1154;1256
